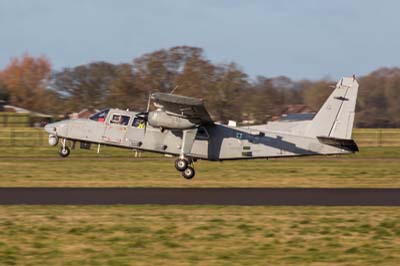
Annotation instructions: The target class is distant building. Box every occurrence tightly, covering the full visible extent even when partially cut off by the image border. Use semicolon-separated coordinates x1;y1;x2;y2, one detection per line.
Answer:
1;104;52;118
277;104;315;122
0;103;52;127
0;100;5;112
68;108;100;119
281;104;314;115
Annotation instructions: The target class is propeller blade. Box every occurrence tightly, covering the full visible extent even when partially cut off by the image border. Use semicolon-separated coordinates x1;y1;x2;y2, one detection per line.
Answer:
144;92;152;134
146;92;152;113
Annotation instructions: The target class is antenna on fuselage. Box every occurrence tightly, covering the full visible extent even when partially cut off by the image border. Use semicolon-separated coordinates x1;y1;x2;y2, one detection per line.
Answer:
170;85;179;94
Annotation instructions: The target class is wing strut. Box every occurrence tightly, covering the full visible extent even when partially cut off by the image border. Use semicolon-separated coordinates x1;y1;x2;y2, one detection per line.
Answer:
180;128;198;158
174;128;198;179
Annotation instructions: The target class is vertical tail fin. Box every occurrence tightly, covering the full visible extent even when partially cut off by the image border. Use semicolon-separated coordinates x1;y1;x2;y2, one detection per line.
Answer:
306;76;359;139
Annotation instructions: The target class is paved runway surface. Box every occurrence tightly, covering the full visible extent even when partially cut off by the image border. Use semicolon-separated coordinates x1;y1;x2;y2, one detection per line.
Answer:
0;188;400;206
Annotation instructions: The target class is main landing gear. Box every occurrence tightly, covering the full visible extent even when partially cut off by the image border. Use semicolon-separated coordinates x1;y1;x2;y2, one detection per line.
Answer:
58;139;70;158
175;158;195;179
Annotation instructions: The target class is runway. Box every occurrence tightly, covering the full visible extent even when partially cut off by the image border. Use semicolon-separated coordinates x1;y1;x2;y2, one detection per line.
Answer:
0;188;400;206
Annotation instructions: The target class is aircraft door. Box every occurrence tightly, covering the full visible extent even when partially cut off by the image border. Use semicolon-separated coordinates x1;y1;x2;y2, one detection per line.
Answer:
102;113;131;145
126;116;146;145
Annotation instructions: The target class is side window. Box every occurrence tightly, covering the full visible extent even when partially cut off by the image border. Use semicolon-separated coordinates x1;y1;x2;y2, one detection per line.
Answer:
110;114;131;126
196;126;209;140
236;132;243;139
120;115;131;126
132;117;145;128
110;114;121;124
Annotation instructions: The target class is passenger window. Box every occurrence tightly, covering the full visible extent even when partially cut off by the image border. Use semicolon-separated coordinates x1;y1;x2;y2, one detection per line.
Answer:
110;114;131;126
121;115;131;125
132;117;145;129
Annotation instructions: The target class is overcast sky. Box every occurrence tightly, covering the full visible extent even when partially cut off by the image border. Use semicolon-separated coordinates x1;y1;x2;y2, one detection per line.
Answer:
1;0;399;80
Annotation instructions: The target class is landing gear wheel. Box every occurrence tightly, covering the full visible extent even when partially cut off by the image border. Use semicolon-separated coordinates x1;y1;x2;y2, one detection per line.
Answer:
59;146;70;157
175;159;188;171
182;166;195;179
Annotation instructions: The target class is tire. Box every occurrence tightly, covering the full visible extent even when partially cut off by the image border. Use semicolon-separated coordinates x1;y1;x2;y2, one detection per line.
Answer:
175;159;188;171
182;166;195;179
59;146;70;158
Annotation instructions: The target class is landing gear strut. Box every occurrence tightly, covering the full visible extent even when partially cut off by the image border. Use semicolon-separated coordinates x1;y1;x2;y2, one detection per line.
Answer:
58;139;70;157
174;158;195;179
175;128;198;179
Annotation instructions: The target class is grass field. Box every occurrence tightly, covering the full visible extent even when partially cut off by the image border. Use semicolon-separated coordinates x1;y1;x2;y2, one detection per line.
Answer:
0;206;399;266
0;127;399;187
0;146;399;187
1;127;400;147
1;129;399;266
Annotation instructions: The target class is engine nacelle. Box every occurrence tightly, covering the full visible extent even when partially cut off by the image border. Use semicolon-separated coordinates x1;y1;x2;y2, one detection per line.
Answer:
147;111;197;129
48;134;59;146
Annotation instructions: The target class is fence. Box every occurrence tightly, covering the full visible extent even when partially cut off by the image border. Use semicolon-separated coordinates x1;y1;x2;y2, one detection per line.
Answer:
0;113;31;127
0;128;47;147
0;127;399;148
351;128;400;147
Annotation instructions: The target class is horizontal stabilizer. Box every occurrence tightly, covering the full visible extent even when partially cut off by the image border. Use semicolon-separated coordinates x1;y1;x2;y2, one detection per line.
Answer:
317;136;359;152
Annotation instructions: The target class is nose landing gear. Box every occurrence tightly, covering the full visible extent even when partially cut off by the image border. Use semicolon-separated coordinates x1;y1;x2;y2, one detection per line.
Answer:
59;146;70;157
58;139;70;158
174;158;195;179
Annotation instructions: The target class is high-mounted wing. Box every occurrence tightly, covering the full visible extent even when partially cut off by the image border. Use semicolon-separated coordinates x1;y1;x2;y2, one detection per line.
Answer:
151;93;214;124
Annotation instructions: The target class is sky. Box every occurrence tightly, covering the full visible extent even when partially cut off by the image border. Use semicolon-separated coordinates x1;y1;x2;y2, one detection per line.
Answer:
1;0;400;80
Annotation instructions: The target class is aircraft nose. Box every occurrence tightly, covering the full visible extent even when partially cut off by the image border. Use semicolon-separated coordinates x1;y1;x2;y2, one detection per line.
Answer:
44;123;57;134
44;121;69;136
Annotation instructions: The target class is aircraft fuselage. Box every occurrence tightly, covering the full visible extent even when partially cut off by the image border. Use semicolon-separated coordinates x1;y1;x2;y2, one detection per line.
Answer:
44;108;350;161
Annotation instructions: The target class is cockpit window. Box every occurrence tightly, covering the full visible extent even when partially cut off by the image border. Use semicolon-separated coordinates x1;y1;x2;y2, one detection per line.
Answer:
110;114;131;126
89;109;110;122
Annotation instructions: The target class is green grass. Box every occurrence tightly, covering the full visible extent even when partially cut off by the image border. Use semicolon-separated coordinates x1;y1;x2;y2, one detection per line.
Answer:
0;146;399;187
0;145;161;158
0;206;399;266
0;128;399;265
0;145;398;159
1;127;400;147
0;127;399;187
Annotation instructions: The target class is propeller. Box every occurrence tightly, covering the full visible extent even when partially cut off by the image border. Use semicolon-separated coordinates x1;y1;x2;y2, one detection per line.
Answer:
146;92;152;113
135;93;152;133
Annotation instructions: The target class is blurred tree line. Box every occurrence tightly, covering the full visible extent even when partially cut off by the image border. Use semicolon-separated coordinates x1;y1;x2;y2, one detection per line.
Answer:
0;46;399;127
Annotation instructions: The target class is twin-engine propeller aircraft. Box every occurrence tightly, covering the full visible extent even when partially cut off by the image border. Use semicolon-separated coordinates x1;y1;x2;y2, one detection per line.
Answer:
44;76;359;179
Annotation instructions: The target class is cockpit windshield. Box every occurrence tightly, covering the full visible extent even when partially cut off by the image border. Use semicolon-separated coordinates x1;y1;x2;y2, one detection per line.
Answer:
89;109;110;122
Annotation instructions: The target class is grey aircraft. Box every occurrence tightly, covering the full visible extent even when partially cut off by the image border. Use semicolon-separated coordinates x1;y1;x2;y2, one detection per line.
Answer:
44;76;359;179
